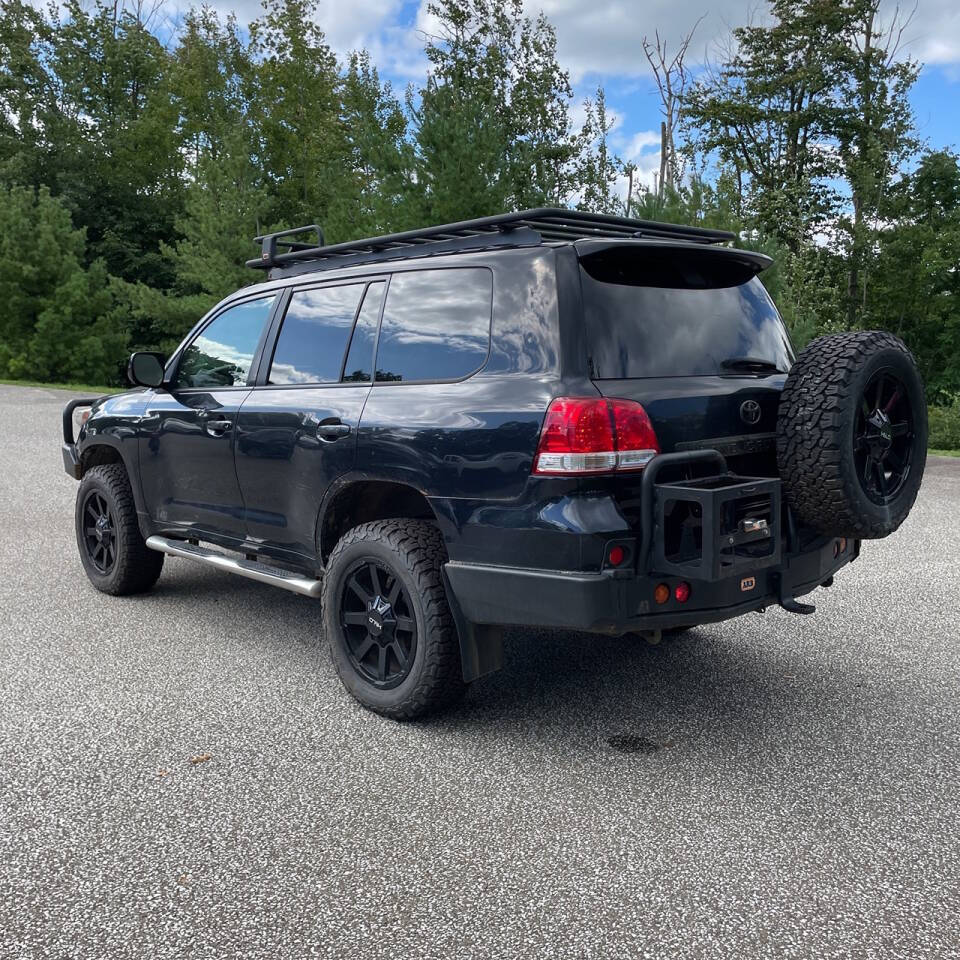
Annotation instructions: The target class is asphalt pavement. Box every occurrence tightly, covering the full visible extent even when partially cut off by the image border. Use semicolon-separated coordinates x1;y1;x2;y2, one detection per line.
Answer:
1;383;958;959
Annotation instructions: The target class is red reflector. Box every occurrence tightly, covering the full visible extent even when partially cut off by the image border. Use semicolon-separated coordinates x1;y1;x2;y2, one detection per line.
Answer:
674;581;691;603
608;545;625;567
533;397;660;475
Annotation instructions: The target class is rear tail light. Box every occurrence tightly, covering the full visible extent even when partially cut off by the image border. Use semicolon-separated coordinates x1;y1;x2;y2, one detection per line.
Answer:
533;397;659;475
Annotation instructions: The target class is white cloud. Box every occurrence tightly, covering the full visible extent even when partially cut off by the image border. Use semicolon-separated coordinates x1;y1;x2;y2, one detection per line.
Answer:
517;0;960;80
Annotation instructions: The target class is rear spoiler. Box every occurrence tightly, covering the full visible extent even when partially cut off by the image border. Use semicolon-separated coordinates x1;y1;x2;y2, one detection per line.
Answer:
574;238;773;274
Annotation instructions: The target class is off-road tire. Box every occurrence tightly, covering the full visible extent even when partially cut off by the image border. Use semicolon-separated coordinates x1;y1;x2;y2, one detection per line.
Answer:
323;519;466;720
776;331;927;539
75;463;164;595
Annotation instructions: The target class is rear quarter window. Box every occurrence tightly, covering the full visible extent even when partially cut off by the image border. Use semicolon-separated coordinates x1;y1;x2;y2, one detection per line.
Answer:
580;248;794;379
375;268;492;382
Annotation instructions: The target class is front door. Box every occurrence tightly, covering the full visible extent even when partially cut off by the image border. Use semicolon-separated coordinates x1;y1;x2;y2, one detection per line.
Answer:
139;294;278;542
235;279;384;562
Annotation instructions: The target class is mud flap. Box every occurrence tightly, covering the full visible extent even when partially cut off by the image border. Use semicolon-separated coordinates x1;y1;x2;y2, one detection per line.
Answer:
442;568;503;683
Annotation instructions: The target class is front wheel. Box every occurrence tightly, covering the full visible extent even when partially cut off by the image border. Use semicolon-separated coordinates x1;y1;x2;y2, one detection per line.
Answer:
322;519;465;720
75;463;164;595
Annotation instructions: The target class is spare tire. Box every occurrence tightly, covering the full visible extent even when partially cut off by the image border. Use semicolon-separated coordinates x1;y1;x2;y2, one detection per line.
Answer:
776;330;927;539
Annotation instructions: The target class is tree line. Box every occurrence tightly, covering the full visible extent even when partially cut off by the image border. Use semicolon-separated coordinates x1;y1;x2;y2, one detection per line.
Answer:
0;0;958;424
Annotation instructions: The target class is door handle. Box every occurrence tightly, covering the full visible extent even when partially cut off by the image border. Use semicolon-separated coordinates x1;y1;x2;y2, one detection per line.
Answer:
205;419;232;435
317;422;351;441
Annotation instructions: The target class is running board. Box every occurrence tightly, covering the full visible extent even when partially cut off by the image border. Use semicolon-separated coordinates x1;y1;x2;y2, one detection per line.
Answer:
145;536;323;598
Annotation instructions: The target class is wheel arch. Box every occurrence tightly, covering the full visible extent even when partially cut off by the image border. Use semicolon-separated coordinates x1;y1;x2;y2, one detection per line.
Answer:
80;442;125;475
317;477;440;563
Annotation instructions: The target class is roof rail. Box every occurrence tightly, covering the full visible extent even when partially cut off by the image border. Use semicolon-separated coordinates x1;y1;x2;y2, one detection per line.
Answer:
248;208;735;278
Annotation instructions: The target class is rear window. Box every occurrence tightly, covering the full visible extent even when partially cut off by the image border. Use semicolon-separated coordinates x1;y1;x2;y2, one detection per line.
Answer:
269;283;364;385
580;248;794;379
375;268;492;382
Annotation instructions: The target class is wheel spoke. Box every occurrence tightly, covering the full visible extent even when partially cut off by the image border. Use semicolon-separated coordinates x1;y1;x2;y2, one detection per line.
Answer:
347;574;372;605
891;421;910;437
354;635;376;661
853;432;867;451
390;639;409;668
376;645;388;681
886;449;904;471
874;374;885;410
884;388;901;414
862;455;873;486
105;541;115;563
875;462;888;496
85;527;98;537
343;611;369;627
368;563;382;598
387;576;402;605
395;616;415;634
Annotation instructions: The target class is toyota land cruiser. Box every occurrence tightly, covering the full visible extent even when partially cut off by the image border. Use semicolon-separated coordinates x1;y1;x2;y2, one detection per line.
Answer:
61;209;928;718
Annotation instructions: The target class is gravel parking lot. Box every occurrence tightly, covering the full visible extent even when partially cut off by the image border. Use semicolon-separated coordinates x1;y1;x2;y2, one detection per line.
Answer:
1;383;958;959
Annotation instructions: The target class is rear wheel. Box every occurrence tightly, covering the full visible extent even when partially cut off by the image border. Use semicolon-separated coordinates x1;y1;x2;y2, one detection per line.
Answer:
777;331;927;539
322;519;465;720
75;464;164;595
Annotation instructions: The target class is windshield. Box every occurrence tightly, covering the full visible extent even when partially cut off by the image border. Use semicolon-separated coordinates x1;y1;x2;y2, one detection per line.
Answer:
580;247;794;379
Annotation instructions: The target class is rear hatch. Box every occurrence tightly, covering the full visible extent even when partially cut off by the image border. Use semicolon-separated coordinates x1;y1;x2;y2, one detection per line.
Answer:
576;240;793;479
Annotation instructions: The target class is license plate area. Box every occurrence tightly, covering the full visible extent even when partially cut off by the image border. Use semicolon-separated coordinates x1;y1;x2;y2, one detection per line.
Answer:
652;474;781;582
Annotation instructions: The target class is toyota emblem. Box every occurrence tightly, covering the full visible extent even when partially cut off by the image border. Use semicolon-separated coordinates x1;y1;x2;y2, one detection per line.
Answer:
740;400;762;425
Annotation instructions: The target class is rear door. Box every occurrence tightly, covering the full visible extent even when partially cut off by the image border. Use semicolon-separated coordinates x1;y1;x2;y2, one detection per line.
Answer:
234;278;385;563
577;242;794;476
140;294;278;541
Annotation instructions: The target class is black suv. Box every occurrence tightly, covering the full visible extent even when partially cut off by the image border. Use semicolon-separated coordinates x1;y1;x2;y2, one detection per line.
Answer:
61;209;928;718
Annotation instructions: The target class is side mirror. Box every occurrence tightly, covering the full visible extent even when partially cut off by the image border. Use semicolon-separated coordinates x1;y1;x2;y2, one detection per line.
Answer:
127;352;165;388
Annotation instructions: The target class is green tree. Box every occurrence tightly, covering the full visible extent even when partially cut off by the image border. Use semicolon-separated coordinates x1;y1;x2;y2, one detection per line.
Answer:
0;186;125;383
872;151;960;397
331;52;419;237
834;1;919;326
412;0;591;220
248;0;344;234
49;0;183;288
684;0;850;251
0;0;56;190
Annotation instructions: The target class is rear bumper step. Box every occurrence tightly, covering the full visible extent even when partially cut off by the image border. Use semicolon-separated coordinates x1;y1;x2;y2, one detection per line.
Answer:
145;536;322;598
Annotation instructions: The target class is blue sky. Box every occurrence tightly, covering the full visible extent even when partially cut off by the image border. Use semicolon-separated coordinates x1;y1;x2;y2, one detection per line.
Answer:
196;0;959;188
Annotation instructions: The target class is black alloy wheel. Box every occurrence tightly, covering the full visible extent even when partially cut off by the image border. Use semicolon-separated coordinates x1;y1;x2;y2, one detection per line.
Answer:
339;558;418;690
853;369;914;506
81;489;117;574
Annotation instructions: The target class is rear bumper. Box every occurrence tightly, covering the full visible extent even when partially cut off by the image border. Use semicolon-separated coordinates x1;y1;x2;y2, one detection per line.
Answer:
444;535;859;634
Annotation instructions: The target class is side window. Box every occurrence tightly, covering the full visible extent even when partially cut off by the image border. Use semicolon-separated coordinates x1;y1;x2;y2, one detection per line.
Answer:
268;284;364;385
175;296;275;389
375;269;492;382
342;282;386;383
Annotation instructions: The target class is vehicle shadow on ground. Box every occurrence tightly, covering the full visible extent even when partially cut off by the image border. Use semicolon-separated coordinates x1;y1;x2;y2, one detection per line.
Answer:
435;621;871;762
149;563;877;762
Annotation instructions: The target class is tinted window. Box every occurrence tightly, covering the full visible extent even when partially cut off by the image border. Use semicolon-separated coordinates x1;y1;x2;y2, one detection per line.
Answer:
175;296;275;388
342;282;385;383
268;284;364;385
375;269;492;382
580;249;794;378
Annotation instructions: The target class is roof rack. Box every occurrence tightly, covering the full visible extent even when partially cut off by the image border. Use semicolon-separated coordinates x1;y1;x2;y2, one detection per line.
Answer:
247;208;736;278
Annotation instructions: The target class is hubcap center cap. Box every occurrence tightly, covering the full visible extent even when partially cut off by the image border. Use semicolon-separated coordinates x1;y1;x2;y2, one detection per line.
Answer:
366;595;395;643
95;515;110;540
865;409;893;458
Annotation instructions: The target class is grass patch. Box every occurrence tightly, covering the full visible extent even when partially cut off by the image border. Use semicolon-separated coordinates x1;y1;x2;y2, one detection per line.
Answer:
0;378;121;395
930;449;960;457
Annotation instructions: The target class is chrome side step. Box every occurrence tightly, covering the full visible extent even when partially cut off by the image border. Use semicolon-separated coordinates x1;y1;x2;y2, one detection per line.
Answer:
145;535;323;598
